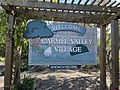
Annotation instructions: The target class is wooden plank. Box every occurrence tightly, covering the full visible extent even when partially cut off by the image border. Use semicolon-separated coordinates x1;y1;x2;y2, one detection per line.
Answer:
102;12;120;25
19;9;107;23
110;19;119;90
64;0;67;4
18;9;108;24
115;2;120;7
71;0;74;4
100;25;106;90
13;48;21;87
84;0;89;5
4;13;14;90
57;0;60;3
108;1;117;7
90;0;97;5
103;0;111;6
25;15;101;24
0;1;120;13
77;0;82;4
97;0;104;6
20;9;110;19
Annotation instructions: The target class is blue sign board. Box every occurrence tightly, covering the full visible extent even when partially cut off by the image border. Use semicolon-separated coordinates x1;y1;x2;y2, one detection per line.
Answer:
24;20;97;65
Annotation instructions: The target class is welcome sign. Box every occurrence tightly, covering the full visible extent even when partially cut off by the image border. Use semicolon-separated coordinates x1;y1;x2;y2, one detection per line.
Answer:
23;20;97;65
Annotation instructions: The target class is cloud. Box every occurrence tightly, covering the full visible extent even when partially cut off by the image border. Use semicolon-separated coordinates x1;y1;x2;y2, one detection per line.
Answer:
23;20;53;39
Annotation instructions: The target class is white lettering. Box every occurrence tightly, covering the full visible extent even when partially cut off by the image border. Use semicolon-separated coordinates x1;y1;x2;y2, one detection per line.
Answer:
41;38;92;45
51;24;82;31
54;46;82;52
41;38;68;44
70;39;92;44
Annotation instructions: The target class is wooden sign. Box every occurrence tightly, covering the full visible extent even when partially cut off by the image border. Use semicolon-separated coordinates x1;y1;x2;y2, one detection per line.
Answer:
23;20;97;65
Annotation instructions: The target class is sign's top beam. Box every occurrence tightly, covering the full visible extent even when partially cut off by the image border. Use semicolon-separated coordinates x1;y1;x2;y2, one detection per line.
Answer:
0;0;120;13
0;0;120;24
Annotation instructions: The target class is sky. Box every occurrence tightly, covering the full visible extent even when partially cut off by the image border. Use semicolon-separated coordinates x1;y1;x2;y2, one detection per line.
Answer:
0;0;120;7
0;0;120;4
59;0;120;5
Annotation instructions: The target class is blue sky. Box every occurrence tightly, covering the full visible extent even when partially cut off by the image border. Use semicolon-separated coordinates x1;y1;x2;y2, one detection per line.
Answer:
59;0;120;5
0;0;120;5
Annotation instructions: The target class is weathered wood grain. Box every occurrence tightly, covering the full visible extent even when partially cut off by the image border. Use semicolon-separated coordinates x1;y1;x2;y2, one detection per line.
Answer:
100;25;106;90
111;19;119;90
4;13;15;90
0;0;120;13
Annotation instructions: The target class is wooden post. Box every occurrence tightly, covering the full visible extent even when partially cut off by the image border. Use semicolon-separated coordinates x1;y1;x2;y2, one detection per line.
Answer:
100;25;106;90
110;19;119;90
13;48;21;87
4;13;14;90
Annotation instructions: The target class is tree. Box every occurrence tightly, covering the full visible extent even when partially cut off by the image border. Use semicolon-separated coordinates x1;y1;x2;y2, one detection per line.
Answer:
0;7;29;68
0;8;7;57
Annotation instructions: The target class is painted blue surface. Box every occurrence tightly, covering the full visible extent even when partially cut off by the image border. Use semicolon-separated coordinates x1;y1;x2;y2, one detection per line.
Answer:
48;23;86;36
23;20;86;39
70;44;89;56
26;21;97;65
23;20;53;39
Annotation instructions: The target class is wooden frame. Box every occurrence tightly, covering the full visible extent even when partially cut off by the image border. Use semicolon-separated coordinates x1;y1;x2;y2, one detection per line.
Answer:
4;13;14;90
100;25;106;90
111;19;119;90
0;1;120;13
1;0;120;24
0;0;120;90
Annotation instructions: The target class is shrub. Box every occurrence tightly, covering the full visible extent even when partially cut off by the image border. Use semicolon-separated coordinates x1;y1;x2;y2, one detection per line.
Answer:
20;63;29;71
20;75;35;90
12;75;35;90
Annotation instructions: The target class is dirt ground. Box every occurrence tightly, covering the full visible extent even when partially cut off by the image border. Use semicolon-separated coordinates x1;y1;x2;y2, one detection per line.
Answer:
0;69;115;90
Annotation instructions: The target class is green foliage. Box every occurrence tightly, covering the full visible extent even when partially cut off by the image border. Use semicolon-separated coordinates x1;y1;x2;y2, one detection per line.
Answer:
14;14;27;49
97;38;100;65
21;76;35;90
12;75;35;90
14;14;29;68
20;75;35;90
12;85;18;90
0;7;29;73
11;15;29;73
0;8;28;60
0;8;7;57
20;63;29;71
